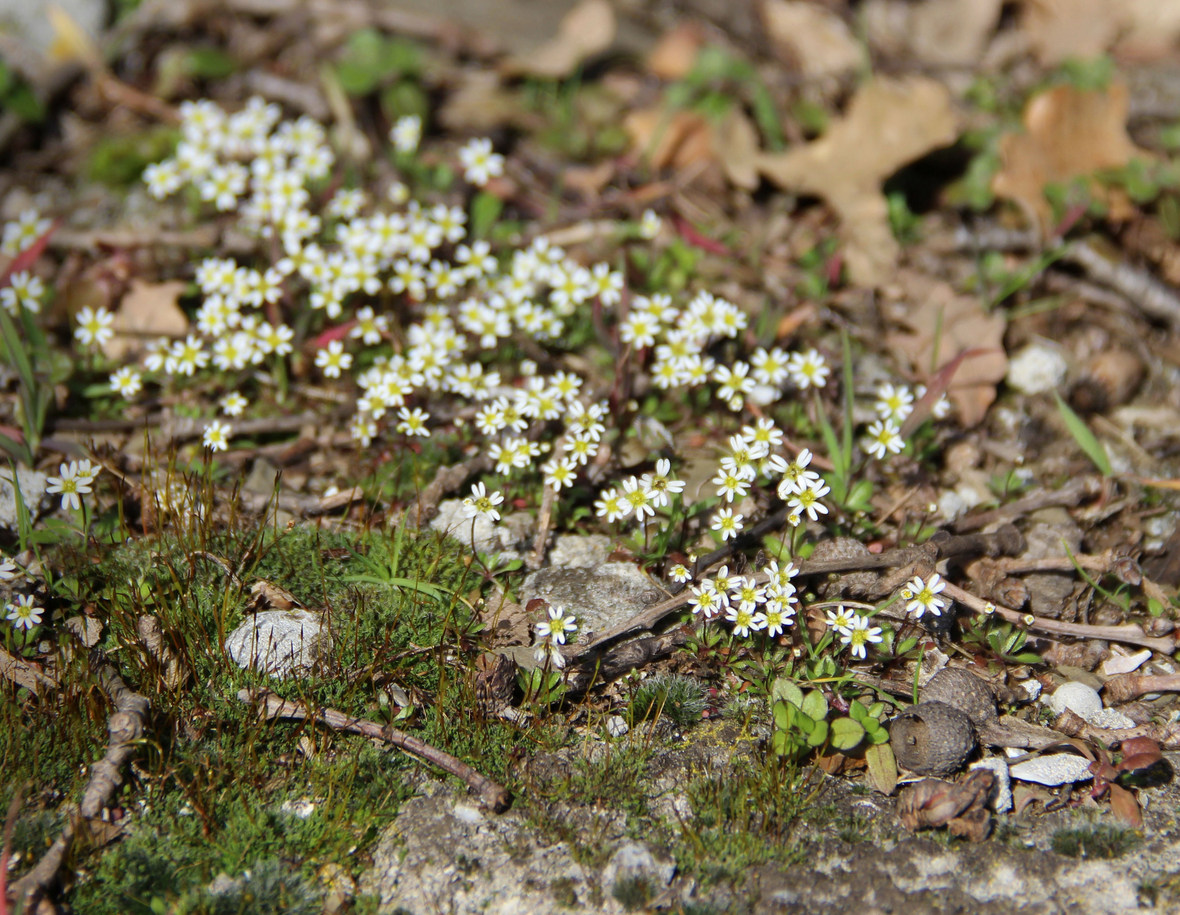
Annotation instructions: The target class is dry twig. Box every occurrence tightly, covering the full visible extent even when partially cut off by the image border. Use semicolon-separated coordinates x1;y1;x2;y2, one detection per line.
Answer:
10;668;149;911
239;688;512;812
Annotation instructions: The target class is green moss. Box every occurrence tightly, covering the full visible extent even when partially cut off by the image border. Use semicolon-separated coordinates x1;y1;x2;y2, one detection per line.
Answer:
1051;822;1141;859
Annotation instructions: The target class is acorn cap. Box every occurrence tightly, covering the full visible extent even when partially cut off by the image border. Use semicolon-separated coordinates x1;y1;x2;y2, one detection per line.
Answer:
921;668;998;727
890;701;977;776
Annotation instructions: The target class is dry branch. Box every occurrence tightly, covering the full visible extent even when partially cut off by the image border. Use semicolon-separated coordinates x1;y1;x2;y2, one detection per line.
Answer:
239;688;511;813
9;668;149;911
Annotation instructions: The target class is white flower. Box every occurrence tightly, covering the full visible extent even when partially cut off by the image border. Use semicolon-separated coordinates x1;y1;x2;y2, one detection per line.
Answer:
875;383;914;423
75;306;115;347
841;614;883;659
391;114;422;154
6;594;43;631
203;419;231;452
864;419;905;460
638;209;661;239
220;392;248;417
825;605;856;636
903;574;949;619
786;480;830;522
535;604;578;646
711;507;744;541
462;482;504;522
109;367;143;398
46;461;96;511
458;137;504;187
787;348;830;389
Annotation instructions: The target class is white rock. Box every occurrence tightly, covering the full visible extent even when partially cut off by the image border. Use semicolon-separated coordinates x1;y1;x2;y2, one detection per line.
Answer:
606;715;629;738
1100;649;1152;677
1017;679;1042;701
1086;707;1137;729
1045;681;1103;720
970;758;1012;813
1008;753;1094;786
225;609;330;677
1007;341;1069;395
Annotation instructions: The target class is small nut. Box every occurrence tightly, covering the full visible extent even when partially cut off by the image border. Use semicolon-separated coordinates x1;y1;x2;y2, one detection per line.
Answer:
921;668;997;726
890;701;977;776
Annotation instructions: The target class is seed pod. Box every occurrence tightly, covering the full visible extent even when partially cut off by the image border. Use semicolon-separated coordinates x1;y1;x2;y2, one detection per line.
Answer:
921;668;997;727
890;701;977;776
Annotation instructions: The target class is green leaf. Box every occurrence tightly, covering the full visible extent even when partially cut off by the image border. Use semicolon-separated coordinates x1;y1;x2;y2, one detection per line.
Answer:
1054;391;1113;476
806;719;829;747
865;743;898;794
771;678;804;708
848;699;868;723
801;690;828;721
470;191;504;240
830;717;866;751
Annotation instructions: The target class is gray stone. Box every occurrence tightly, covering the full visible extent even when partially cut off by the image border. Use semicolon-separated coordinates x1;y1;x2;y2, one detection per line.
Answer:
361;788;598;915
0;466;48;529
548;533;611;568
1045;681;1104;720
600;840;675;902
518;563;663;642
225;609;330;677
1008;753;1095;786
430;499;531;559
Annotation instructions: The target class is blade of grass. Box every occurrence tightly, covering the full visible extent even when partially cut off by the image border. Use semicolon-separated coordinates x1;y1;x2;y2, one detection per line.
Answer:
1054;391;1113;477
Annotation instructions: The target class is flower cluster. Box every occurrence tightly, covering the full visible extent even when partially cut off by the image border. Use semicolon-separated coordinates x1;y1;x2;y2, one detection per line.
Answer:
687;559;800;639
825;606;884;659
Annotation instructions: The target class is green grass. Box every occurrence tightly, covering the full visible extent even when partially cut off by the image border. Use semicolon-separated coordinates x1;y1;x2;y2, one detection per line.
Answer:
2;514;546;913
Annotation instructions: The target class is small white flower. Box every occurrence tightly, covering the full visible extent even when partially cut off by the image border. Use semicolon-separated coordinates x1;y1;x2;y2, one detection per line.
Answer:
462;482;504;522
903;574;948;619
75;306;115;347
6;594;43;631
390;114;422;154
202;419;231;452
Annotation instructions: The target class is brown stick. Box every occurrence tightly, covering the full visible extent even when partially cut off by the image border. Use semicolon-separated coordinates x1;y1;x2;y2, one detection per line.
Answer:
941;581;1175;654
1102;673;1180;705
0;646;58;694
239;688;511;813
10;668;149;910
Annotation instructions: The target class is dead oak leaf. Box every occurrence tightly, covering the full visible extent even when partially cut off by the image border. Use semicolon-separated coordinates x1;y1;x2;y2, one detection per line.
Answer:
105;278;188;361
991;82;1152;235
761;0;863;77
755;77;958;286
1019;0;1180;65
501;0;615;80
884;270;1007;427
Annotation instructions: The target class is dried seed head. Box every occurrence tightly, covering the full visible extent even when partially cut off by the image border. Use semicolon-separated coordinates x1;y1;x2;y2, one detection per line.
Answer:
921;668;998;727
890;701;977;776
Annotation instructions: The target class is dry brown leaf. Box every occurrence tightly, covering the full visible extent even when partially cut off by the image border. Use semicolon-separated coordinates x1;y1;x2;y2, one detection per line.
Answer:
502;0;615;80
992;82;1152;234
439;71;541;134
105;278;188;361
761;0;863;77
624;107;714;172
755;77;958;286
884;270;1007;427
905;0;1002;66
1107;783;1143;827
713;107;760;191
1020;0;1180;65
646;22;705;80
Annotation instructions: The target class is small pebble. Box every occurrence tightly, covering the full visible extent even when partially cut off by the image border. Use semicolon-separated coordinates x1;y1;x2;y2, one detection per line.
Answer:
1045;681;1103;720
607;715;629;738
1007;342;1068;395
1009;753;1094;786
1086;708;1136;729
970;758;1012;813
